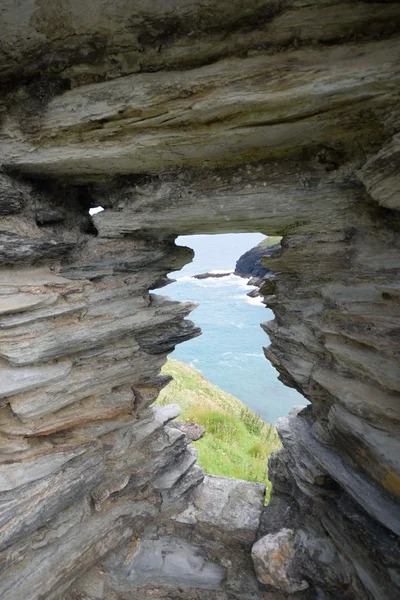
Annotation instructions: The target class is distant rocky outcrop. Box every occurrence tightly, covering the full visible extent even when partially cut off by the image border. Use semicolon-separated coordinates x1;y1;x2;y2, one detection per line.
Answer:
235;237;281;278
193;271;232;279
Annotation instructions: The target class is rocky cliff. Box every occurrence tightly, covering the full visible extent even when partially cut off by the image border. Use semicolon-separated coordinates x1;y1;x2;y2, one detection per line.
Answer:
235;238;281;279
0;2;399;600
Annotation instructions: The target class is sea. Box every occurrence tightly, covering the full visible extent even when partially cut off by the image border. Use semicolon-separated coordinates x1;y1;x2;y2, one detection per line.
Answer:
163;233;304;424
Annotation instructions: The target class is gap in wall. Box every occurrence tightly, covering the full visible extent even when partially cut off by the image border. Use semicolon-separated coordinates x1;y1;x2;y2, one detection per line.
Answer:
164;233;303;425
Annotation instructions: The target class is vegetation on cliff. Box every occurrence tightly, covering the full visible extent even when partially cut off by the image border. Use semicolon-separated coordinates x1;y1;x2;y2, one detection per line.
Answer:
157;359;281;499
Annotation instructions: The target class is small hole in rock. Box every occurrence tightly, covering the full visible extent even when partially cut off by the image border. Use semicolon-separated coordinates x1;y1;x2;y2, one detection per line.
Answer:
89;206;105;216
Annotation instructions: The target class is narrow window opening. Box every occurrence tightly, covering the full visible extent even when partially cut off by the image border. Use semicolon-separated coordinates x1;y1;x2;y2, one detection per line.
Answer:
89;206;105;216
157;233;305;499
165;233;302;424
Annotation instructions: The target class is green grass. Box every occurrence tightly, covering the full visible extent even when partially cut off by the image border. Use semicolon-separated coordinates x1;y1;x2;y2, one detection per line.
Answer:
259;236;282;249
157;359;281;501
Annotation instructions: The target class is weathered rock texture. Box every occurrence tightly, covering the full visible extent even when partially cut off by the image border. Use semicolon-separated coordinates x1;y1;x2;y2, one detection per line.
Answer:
235;240;279;279
0;2;400;599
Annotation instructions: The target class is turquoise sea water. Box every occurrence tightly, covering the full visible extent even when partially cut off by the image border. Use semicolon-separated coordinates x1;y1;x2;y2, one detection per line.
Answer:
164;234;304;424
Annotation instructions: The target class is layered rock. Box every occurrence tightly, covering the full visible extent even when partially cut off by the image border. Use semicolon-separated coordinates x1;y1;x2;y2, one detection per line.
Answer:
235;238;281;279
0;172;266;600
0;2;400;600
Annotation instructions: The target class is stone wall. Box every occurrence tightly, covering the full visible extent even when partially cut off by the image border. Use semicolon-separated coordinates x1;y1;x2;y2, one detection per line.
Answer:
0;172;268;599
0;2;399;599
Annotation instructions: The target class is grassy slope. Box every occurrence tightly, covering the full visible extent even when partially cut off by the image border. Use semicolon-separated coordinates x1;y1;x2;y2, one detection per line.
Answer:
157;359;281;500
259;235;282;249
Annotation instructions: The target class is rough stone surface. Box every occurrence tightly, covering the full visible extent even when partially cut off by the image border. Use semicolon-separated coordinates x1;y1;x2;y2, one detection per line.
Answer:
105;536;226;590
235;241;280;279
0;2;399;600
252;529;309;593
170;421;206;442
175;475;266;542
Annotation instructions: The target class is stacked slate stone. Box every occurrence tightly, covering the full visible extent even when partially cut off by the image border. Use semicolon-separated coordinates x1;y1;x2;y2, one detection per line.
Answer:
0;173;266;600
0;2;400;599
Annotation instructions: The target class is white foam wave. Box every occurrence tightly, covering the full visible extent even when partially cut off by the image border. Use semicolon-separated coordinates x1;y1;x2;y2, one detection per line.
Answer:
173;272;261;299
184;273;252;289
245;295;264;306
175;275;196;282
